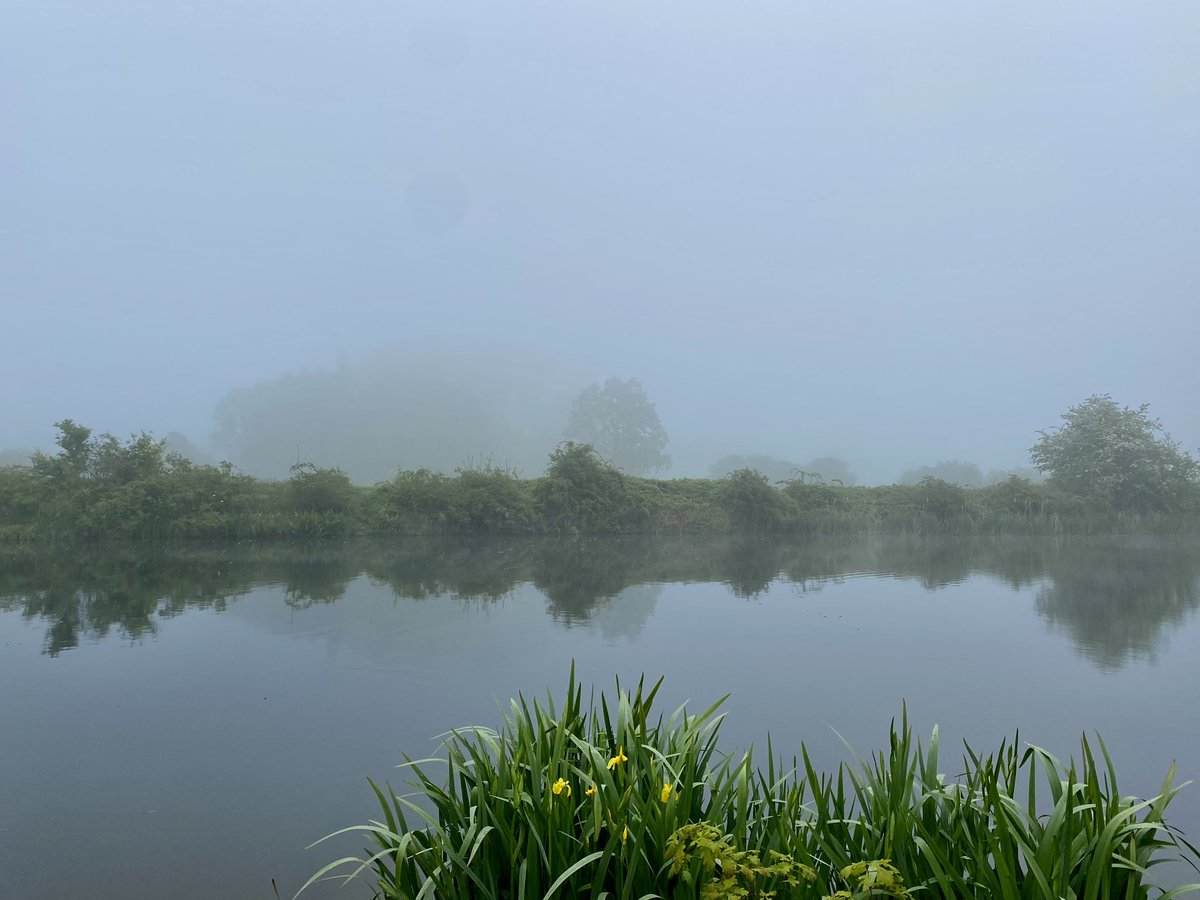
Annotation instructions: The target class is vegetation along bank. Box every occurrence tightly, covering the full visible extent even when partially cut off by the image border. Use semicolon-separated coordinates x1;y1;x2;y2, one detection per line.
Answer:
1;395;1197;542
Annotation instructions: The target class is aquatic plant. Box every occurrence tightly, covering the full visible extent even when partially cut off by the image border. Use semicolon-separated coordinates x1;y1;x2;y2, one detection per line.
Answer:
300;669;1200;899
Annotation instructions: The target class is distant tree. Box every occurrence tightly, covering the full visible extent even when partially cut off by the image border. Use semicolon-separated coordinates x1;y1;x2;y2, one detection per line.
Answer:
900;460;984;487
709;453;857;486
162;432;214;466
1030;395;1199;512
802;456;857;486
564;378;670;475
213;351;579;481
0;448;35;467
709;454;800;482
30;420;96;481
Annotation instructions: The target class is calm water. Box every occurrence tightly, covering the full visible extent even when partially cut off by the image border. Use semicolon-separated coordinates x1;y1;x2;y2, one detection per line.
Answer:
2;535;1199;899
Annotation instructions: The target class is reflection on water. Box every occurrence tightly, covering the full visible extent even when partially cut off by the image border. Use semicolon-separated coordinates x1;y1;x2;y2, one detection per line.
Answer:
2;535;1198;669
3;534;1199;900
1034;539;1200;668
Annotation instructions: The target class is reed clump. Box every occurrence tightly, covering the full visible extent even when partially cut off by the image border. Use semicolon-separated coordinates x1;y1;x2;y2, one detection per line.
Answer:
302;669;1199;900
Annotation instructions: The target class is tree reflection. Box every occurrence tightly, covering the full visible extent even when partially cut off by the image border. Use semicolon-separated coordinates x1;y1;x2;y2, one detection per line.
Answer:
2;536;1197;667
532;538;655;623
720;539;790;598
0;549;241;655
365;539;527;601
1035;540;1200;669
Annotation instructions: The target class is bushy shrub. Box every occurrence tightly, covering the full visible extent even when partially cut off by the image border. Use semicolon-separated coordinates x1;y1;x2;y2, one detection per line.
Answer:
719;469;796;532
535;443;647;533
286;463;356;515
370;469;452;533
446;465;534;531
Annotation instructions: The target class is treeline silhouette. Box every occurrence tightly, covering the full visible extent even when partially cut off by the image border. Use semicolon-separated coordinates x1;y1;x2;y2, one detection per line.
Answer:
1;423;1196;544
3;535;1197;668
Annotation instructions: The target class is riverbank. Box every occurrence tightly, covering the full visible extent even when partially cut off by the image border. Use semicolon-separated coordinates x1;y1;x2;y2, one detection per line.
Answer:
2;440;1196;543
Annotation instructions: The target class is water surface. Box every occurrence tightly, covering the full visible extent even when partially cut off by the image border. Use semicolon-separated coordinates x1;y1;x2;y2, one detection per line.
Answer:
1;535;1198;899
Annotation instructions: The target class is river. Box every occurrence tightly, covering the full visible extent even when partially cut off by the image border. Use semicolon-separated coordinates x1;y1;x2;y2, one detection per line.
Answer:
2;535;1198;898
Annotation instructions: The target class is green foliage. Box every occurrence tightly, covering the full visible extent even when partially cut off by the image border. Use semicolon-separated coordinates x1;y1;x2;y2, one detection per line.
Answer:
155;459;262;539
303;671;1200;900
287;463;355;514
824;860;910;899
283;463;358;536
710;455;857;486
1031;395;1200;513
370;464;535;534
2;418;1198;544
800;709;1200;900
535;442;648;533
666;822;817;900
370;468;452;533
976;475;1085;522
720;469;795;532
14;421;275;541
913;477;970;521
446;464;534;531
33;419;94;479
900;460;984;487
711;454;807;483
565;377;671;475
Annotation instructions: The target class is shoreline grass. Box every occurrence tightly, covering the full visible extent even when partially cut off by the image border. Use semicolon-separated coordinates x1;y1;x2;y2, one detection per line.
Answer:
301;668;1200;900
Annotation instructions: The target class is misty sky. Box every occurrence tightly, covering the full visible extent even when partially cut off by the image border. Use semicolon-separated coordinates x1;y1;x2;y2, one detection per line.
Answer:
3;1;1197;482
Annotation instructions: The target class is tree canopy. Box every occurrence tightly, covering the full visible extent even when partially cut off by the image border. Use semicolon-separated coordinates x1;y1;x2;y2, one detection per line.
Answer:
563;378;670;476
1030;395;1199;512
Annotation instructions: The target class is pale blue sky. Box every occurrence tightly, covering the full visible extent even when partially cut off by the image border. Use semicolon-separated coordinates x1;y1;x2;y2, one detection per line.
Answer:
3;1;1197;481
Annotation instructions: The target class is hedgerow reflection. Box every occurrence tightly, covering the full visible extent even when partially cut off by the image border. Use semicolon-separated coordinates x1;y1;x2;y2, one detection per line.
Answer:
1;537;1197;667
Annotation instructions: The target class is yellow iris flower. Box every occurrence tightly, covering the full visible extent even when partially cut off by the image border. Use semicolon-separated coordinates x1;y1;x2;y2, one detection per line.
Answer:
585;784;596;797
660;782;673;803
622;825;629;844
607;746;629;770
552;777;571;797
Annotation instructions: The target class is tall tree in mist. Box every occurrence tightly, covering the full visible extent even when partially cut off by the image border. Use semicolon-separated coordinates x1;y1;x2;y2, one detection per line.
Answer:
564;378;670;475
1030;395;1199;512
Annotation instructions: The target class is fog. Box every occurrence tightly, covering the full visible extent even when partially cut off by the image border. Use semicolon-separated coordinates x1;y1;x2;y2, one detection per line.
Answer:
4;1;1198;484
